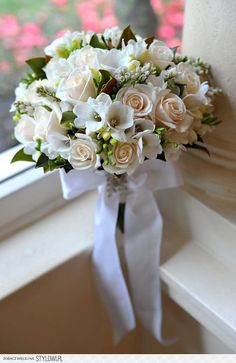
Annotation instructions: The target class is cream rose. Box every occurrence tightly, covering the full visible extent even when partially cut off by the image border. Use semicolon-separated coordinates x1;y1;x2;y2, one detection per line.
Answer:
69;134;98;170
116;85;154;117
149;40;173;70
151;89;193;133
104;141;140;175
56;67;96;104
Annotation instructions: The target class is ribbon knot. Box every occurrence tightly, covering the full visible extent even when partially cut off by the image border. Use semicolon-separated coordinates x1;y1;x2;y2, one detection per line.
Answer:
60;159;182;343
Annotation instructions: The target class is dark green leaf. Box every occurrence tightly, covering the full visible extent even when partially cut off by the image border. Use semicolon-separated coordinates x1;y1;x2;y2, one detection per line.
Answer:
117;25;137;49
61;111;77;124
35;153;49;168
26;57;47;79
157;152;166;162
170;46;179;57
89;34;107;49
145;36;155;48
97;70;117;95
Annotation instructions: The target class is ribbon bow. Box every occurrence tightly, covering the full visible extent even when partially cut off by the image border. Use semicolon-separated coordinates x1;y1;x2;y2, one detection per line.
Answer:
60;159;181;343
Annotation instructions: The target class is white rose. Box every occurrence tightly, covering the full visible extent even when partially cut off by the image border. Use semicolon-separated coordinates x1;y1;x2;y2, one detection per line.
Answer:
151;89;193;133
56;67;96;104
116;84;154;117
44;57;72;83
68;134;99;170
68;46;104;69
149;40;173;70
104;140;140;175
15;114;35;145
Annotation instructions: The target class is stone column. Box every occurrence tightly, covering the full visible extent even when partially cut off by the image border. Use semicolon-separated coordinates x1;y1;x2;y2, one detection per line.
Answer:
180;0;236;201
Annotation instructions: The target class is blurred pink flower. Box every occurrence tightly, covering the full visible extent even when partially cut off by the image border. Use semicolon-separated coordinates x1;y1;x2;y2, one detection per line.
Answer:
150;0;164;13
166;38;181;48
17;23;47;49
0;15;20;37
0;61;11;73
51;0;67;5
76;1;117;32
166;11;184;26
14;48;31;65
54;29;69;39
165;2;184;26
158;24;176;40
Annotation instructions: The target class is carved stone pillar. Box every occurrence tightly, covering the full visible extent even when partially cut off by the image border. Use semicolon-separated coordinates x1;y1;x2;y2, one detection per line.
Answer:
180;0;236;201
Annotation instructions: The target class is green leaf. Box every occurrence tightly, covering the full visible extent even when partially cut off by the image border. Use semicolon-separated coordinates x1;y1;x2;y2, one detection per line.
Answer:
89;34;107;49
61;111;77;124
26;57;47;79
11;148;34;164
35;153;49;168
117;25;137;49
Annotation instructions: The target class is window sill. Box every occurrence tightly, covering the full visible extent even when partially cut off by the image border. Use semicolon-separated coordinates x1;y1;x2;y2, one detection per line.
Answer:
0;187;235;352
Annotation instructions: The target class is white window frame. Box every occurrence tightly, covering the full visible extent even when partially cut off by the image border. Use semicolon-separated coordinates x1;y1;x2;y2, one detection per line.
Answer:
0;146;67;241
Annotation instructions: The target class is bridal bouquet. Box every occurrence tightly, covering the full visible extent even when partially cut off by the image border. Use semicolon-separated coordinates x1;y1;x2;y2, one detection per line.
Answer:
11;26;221;342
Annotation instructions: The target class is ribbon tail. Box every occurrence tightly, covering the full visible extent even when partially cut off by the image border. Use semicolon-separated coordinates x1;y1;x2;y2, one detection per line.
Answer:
124;190;163;341
92;184;136;343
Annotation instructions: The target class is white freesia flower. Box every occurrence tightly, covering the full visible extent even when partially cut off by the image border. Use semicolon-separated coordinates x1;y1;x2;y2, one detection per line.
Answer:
147;73;166;90
44;31;93;58
164;143;186;161
175;62;200;94
138;133;162;160
133;119;162;160
98;48;130;74
44;108;70;159
126;39;148;61
151;89;193;133
104;140;140;175
116;84;155;117
44;57;72;83
105;101;134;140
68;134;99;170
34;106;51;141
183;82;209;110
73;93;111;133
134;119;155;136
149;40;173;70
56;67;96;104
10;82;28;112
103;26;122;47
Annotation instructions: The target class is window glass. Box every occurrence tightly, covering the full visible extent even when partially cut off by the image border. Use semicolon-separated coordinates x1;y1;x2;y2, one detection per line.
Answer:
0;0;185;153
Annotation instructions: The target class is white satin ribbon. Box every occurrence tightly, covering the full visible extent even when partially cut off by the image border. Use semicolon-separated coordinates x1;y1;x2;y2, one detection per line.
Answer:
60;159;182;343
